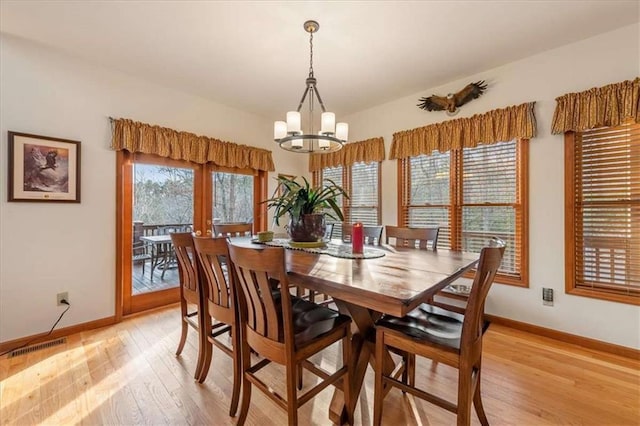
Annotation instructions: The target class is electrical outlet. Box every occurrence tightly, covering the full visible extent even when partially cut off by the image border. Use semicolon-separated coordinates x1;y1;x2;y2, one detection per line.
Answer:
542;288;553;306
57;292;69;306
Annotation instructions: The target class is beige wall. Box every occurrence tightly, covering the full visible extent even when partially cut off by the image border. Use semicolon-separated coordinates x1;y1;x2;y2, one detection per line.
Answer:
0;34;305;342
342;24;640;348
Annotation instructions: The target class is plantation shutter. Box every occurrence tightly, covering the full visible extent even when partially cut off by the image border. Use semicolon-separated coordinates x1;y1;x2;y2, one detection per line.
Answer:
321;166;344;239
573;123;640;295
403;151;451;249
461;141;520;276
349;162;379;226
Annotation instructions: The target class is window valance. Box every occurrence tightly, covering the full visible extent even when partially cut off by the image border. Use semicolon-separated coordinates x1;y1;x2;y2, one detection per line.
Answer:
390;102;536;159
308;137;385;172
551;78;640;134
111;118;275;172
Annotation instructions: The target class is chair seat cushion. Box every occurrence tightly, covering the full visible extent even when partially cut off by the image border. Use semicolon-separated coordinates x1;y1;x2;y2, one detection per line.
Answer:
377;304;465;350
289;297;350;347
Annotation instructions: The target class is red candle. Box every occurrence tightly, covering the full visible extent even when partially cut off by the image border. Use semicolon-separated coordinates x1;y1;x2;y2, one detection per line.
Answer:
352;222;364;254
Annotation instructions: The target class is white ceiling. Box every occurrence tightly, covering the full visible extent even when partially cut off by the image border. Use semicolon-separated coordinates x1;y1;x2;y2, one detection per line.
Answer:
1;1;638;119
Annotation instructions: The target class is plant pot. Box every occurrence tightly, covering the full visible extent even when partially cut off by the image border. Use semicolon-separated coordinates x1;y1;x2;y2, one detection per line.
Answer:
287;214;326;242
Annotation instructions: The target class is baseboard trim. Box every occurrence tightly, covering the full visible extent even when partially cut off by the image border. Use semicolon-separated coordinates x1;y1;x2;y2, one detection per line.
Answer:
0;315;117;355
486;314;639;359
2;308;636;360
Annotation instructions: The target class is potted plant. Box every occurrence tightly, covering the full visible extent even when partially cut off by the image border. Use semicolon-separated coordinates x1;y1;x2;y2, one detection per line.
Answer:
265;175;348;242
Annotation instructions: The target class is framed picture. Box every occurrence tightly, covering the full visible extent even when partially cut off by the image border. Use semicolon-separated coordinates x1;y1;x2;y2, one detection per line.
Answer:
8;132;81;202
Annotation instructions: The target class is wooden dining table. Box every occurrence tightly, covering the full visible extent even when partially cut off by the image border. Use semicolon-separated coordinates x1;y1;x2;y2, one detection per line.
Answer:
237;239;480;424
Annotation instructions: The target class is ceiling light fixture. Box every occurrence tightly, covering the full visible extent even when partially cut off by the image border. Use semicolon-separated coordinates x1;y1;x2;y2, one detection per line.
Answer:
274;20;348;153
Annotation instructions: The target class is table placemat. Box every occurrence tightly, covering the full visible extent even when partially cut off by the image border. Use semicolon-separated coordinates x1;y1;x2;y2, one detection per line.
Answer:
254;238;386;259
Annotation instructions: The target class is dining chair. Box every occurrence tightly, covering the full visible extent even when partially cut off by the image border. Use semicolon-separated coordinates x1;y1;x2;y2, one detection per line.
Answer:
158;225;191;279
342;224;384;245
193;236;241;416
383;225;465;313
132;241;151;275
227;243;353;426
213;222;253;238
324;222;335;240
373;239;505;426
170;232;203;379
385;225;439;250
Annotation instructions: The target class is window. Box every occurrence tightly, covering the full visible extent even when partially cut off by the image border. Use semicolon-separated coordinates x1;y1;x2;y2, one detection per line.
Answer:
212;171;254;223
400;140;528;286
314;161;381;239
565;122;639;305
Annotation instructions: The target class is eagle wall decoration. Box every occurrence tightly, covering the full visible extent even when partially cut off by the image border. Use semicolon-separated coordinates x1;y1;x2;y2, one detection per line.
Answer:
417;80;487;115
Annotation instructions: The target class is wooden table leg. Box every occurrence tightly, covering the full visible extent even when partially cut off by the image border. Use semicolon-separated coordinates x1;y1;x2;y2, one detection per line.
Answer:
330;300;397;424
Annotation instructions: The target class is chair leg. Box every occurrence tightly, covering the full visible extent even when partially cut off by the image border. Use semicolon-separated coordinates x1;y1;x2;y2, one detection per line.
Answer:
176;308;188;356
197;314;213;382
237;341;253;426
456;366;474;426
473;364;489;426
373;328;384;426
229;324;242;417
197;337;213;383
408;353;416;387
397;346;415;387
286;356;298;426
161;253;171;280
297;363;303;390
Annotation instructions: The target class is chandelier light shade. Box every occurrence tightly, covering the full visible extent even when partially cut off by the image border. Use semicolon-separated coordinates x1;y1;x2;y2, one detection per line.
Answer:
274;20;348;153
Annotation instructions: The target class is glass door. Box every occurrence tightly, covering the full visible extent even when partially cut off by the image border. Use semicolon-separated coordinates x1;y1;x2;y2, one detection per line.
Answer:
117;153;266;316
119;152;205;314
210;170;255;232
132;163;194;294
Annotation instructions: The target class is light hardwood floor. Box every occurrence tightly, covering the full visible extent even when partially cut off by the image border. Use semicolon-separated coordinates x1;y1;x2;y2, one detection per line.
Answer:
1;305;638;425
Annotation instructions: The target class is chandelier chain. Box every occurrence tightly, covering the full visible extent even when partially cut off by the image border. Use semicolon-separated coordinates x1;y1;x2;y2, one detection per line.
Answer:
308;31;314;78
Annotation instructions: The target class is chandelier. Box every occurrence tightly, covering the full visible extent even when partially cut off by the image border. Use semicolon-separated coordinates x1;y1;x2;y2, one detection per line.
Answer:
274;20;348;153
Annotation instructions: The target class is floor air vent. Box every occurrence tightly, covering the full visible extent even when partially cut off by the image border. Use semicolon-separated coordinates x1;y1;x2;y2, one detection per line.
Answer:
9;338;67;358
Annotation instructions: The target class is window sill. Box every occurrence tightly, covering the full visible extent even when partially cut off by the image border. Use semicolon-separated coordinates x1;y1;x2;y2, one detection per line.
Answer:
567;287;640;306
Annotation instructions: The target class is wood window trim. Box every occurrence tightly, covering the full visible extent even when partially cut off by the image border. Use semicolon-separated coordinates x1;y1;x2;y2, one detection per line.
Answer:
564;129;640;306
398;139;529;288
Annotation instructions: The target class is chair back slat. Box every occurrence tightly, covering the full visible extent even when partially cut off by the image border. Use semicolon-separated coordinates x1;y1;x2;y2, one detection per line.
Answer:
228;244;291;343
171;232;198;293
193;237;233;309
385;226;439;250
462;239;505;348
214;223;252;238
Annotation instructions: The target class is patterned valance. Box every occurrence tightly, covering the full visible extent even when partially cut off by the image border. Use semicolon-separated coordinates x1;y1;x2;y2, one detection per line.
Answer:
390;102;536;159
551;78;640;134
111;118;275;172
309;137;385;172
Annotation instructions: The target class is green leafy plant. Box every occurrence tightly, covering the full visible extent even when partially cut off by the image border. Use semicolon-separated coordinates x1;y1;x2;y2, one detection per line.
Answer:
265;175;348;226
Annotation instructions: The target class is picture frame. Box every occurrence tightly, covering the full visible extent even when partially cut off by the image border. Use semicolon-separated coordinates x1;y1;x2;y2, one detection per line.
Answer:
8;131;81;203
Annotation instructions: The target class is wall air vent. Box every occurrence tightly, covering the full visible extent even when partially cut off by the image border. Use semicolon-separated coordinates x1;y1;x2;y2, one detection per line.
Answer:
8;338;67;358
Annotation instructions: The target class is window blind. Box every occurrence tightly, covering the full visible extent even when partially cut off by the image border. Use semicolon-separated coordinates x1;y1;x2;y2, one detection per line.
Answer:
572;123;640;296
405;151;451;249
461;141;519;275
315;162;381;240
350;162;379;226
320;166;345;239
401;139;527;284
